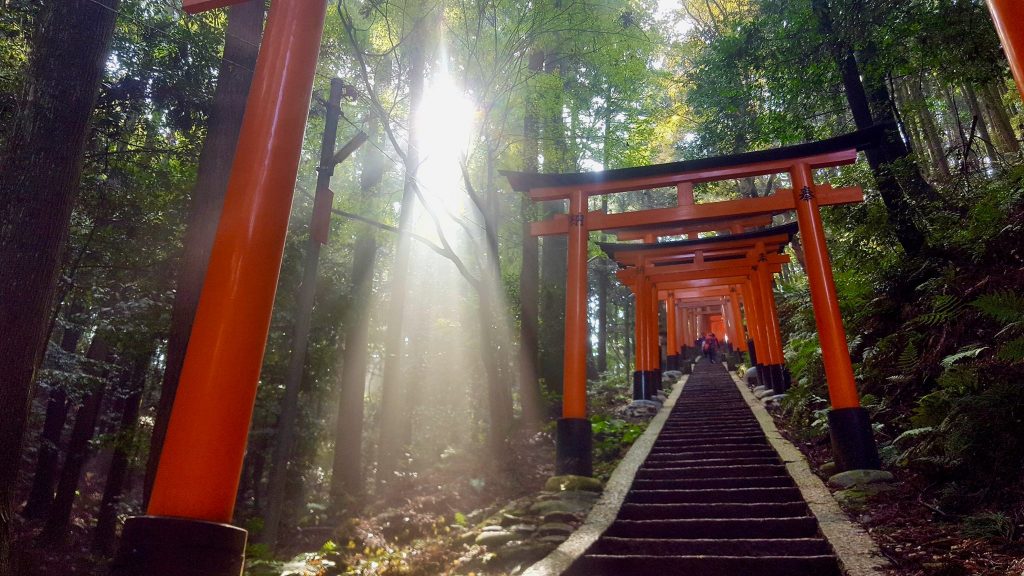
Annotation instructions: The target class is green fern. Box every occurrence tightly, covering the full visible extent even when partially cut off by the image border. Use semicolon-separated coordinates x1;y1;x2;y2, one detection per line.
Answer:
940;346;988;369
971;290;1024;325
937;365;980;395
896;338;920;373
916;294;963;327
995;336;1024;363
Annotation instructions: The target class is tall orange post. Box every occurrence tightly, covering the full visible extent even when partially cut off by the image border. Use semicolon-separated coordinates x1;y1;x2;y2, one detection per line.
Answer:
987;0;1024;102
112;2;329;575
556;189;592;475
729;292;748;352
791;163;879;471
648;283;662;385
755;262;786;393
666;292;679;369
741;280;768;381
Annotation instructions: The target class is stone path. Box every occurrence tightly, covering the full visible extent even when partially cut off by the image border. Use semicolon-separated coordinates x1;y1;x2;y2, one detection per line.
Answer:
564;360;842;575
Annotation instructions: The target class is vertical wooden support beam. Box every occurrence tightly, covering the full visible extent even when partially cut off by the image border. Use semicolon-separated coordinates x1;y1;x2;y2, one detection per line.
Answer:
987;0;1024;102
556;189;592;476
755;262;786;393
741;281;766;370
729;291;747;352
113;1;329;574
666;292;679;369
791;163;880;471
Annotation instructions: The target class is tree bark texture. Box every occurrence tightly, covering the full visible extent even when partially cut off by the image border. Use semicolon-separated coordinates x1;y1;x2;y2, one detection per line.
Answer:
93;352;149;554
811;0;929;257
144;0;264;505
909;78;951;180
22;318;85;520
330;114;384;512
40;335;110;543
377;35;428;486
0;1;119;570
517;49;544;427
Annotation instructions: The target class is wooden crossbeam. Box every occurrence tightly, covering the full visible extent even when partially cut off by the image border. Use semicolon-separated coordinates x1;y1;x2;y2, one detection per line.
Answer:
183;0;245;14
531;185;862;236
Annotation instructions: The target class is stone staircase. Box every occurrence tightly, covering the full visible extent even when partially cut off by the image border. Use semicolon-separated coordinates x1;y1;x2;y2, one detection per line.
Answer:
565;361;842;575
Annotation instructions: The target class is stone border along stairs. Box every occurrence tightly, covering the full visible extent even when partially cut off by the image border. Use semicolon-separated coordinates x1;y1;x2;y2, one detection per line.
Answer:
523;360;890;576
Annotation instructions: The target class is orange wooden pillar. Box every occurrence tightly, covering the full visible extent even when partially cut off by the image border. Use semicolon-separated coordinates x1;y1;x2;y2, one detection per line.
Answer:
729;292;748;352
754;261;787;393
741;279;769;384
791;163;880;471
987;0;1024;103
648;282;663;388
666;292;680;370
113;2;329;574
556;189;592;475
629;274;659;399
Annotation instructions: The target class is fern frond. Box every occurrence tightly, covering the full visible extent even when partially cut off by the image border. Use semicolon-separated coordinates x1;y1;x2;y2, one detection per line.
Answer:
971;290;1024;325
897;339;920;373
941;346;988;368
916;294;963;327
996;337;1024;363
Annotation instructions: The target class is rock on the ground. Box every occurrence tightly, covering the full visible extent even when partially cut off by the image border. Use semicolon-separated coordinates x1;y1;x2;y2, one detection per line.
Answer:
537;522;575;537
820;461;837;476
754;388;775;399
763;394;787;407
528;497;593;517
544;475;603;493
833;483;896;507
663;370;682;380
476;530;517;547
745;367;759;386
828;469;895;489
541;511;579;524
493;541;557;565
616;399;660;420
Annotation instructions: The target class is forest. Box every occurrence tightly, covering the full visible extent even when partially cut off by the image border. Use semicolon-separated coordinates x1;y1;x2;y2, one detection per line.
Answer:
0;0;1022;575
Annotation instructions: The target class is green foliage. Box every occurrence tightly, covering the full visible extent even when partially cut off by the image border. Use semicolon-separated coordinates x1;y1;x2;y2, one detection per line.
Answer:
960;512;1015;541
590;414;645;462
914;294;963;328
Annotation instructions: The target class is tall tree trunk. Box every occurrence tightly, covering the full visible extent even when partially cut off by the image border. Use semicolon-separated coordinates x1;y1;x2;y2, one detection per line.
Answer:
22;314;85;520
40;335;110;543
963;83;999;160
981;82;1020;154
330;117;384;514
537;52;569;407
517;50;544;427
0;1;119;569
378;33;429;486
811;0;928;257
910;78;951;180
480;143;513;456
262;78;349;550
93;352;149;554
144;0;264;505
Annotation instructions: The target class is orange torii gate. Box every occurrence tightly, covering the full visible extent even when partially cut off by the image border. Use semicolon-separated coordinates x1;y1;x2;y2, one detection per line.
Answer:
603;224;797;398
504;128;885;477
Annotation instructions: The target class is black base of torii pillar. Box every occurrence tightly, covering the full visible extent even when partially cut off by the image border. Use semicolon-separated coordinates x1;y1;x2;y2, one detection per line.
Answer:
555;418;593;476
111;516;246;576
828;407;881;470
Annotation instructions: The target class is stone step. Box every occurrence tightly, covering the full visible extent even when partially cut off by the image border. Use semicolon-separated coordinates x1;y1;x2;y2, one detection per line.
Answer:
616;502;811;520
567;554;842;576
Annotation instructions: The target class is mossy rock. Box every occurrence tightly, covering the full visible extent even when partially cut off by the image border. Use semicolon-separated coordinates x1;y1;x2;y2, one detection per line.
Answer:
544;475;603;493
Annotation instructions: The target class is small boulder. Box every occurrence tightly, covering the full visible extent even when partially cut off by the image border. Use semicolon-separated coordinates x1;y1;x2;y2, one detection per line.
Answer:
528;498;592;516
475;530;517;547
663;370;682;380
820;461;837;476
494;541;556;565
537;522;575;537
828;469;894;489
508;524;537;535
539;534;570;544
754;388;775;400
544;475;603;493
745;367;760;386
541;511;579;524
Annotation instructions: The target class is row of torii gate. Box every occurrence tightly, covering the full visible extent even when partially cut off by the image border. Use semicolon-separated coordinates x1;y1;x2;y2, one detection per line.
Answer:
111;0;1024;574
504;129;884;480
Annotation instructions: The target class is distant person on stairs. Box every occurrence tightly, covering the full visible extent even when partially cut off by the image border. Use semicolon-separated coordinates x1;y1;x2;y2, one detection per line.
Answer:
703;333;719;362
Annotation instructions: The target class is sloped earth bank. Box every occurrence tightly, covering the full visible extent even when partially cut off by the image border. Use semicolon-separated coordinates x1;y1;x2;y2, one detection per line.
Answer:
758;372;1024;576
244;378;667;575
